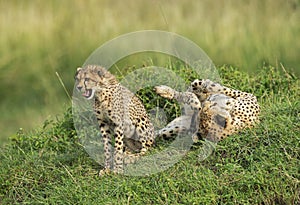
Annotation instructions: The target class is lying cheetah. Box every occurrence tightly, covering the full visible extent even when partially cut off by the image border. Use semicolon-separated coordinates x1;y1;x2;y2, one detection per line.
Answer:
155;79;260;142
75;65;155;174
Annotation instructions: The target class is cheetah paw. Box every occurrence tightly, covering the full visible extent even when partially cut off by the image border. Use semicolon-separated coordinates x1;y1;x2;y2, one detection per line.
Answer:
154;85;175;100
98;168;111;177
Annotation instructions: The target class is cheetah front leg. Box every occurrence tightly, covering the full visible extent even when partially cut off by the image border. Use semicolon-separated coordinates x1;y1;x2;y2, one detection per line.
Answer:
98;122;113;176
113;124;125;174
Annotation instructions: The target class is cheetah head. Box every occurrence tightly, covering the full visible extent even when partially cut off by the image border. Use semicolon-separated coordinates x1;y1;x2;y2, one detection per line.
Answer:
74;65;117;100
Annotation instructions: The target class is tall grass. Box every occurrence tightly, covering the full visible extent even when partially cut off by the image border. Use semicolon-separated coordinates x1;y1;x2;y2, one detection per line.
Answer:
0;0;299;143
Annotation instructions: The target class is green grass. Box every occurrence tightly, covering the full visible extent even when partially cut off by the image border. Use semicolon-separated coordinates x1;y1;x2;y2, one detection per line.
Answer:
1;65;299;204
0;0;300;144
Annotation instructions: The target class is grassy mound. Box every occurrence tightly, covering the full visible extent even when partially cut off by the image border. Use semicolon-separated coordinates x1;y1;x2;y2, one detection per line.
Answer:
1;65;299;204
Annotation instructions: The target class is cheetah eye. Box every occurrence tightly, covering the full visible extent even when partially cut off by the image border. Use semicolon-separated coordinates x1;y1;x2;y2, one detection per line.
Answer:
85;78;90;82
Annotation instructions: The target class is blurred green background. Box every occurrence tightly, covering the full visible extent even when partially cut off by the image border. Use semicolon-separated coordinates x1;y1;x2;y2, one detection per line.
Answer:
0;0;299;145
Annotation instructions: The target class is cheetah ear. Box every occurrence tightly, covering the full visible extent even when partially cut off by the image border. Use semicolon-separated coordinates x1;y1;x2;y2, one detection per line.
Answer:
97;68;107;77
75;67;82;79
95;66;110;78
97;70;104;77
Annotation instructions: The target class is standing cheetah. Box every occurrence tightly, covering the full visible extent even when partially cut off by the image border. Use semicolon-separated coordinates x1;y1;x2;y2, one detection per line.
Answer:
155;79;260;142
75;65;155;174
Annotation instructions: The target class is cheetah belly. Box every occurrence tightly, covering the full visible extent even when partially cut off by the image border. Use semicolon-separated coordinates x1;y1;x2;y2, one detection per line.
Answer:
123;121;143;152
200;94;236;141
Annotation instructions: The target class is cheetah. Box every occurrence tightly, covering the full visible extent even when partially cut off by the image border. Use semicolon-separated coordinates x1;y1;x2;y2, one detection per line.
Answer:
155;79;260;142
75;65;155;175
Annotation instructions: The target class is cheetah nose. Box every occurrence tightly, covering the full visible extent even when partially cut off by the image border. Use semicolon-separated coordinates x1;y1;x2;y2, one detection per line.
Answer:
77;86;83;91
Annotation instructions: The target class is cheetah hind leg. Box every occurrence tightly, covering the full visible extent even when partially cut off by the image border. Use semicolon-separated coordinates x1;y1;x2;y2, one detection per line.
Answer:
123;138;143;153
123;138;152;165
155;85;201;139
157;115;192;139
122;140;148;166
